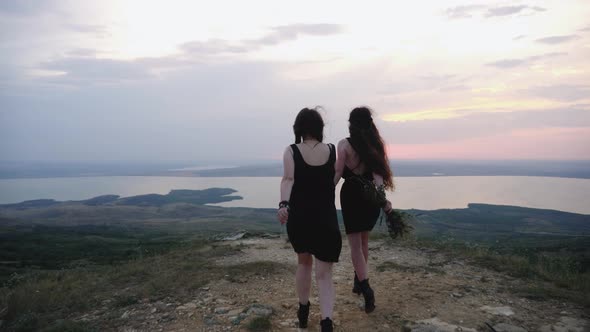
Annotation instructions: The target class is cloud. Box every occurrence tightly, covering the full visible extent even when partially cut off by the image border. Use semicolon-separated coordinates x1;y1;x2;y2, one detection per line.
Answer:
180;39;250;55
65;48;100;57
255;23;344;46
378;73;470;96
444;5;486;19
180;23;344;55
63;23;107;35
535;35;579;44
40;57;152;85
526;85;590;102
0;0;58;16
513;35;526;41
485;5;545;17
381;107;590;144
444;4;545;19
486;52;566;69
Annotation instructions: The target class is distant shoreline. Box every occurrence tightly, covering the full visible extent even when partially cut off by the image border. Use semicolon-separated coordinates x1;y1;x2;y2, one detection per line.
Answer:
1;173;589;180
2;160;588;179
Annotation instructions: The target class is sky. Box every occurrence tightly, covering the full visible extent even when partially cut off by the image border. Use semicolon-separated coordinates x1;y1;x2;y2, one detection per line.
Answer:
1;0;589;162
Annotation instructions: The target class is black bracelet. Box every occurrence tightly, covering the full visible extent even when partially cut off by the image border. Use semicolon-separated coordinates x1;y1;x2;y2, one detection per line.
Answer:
279;200;289;209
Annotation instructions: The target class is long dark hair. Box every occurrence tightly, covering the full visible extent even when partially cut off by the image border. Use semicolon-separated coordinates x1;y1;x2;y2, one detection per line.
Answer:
293;107;324;144
348;106;394;190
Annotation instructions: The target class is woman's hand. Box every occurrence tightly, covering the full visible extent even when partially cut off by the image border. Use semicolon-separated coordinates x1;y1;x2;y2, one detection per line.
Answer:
277;207;289;224
384;200;392;213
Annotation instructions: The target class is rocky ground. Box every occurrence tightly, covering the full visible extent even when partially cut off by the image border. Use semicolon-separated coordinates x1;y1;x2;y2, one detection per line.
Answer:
78;236;589;331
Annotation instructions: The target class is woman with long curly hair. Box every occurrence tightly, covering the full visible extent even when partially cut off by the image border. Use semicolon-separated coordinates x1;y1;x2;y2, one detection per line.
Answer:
334;106;394;313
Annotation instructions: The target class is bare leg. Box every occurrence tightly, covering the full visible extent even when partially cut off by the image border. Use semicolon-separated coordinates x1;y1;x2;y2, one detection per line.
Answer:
361;231;370;266
315;258;335;319
347;232;367;280
296;253;313;304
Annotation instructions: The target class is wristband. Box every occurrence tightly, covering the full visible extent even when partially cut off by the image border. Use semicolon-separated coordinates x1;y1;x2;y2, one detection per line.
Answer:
279;200;289;209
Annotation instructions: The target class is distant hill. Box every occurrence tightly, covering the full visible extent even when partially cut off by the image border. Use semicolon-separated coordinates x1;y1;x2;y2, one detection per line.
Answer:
1;160;589;178
193;160;590;178
1;189;588;245
0;188;242;210
408;203;590;247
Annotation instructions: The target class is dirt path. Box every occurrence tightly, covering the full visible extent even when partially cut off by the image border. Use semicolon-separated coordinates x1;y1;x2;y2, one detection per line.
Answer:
113;237;588;331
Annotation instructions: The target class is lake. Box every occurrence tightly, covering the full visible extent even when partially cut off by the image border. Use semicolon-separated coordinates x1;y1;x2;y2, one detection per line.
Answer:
0;176;589;214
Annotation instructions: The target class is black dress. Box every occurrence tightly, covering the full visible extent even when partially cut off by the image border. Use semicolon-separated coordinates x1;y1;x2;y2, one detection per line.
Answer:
340;139;381;234
286;144;342;263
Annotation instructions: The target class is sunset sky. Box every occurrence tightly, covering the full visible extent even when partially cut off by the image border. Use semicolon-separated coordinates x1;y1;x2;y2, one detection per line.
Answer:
1;0;589;162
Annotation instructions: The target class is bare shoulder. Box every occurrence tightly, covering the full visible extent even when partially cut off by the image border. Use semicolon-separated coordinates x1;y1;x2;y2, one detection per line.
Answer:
283;145;294;156
337;138;349;148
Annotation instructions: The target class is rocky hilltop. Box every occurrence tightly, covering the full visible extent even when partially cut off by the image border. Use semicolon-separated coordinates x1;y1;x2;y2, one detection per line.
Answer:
71;236;588;332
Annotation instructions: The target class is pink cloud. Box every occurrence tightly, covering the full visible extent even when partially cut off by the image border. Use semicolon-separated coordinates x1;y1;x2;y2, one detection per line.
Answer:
388;127;590;159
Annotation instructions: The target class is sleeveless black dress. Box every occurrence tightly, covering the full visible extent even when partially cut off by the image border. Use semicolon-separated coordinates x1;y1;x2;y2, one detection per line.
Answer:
340;139;381;234
286;144;342;263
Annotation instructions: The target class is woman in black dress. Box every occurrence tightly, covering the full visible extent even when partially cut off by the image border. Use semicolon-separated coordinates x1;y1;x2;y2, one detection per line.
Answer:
334;106;394;313
277;107;342;332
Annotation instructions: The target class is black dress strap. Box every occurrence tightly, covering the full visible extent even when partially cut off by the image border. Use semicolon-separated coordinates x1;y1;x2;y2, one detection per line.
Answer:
290;144;303;164
328;143;336;163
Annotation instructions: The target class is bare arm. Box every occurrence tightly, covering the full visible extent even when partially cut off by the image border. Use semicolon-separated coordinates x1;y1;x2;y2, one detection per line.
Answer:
278;147;294;224
373;172;392;212
334;140;347;186
280;147;295;201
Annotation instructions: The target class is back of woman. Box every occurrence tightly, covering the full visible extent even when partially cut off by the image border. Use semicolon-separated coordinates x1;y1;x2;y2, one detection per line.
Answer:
334;106;394;315
277;107;341;332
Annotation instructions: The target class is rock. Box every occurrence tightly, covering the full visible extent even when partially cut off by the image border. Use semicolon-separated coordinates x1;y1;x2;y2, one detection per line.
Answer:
201;287;210;291
150;308;157;314
493;323;528;332
120;311;130;319
406;318;477;332
451;292;464;298
480;305;514;316
539;317;588;332
231;313;248;325
214;307;230;314
159;313;173;322
246;303;273;317
282;303;292;309
222;231;248;241
204;315;219;326
227;308;243;316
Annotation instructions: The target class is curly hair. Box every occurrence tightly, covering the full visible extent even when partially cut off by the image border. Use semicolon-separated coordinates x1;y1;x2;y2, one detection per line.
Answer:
348;106;394;190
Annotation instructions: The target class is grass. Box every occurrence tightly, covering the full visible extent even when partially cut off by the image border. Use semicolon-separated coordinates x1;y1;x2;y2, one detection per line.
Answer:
391;236;590;307
0;239;291;331
246;316;272;331
376;261;444;275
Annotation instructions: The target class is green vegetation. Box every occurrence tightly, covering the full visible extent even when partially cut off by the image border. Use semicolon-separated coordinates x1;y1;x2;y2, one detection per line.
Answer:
1;188;589;329
391;235;590;307
0;239;291;331
246;316;272;331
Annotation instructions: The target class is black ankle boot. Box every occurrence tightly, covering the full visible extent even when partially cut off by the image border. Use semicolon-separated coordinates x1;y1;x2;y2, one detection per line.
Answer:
297;301;310;328
352;271;361;295
359;279;375;313
320;317;333;332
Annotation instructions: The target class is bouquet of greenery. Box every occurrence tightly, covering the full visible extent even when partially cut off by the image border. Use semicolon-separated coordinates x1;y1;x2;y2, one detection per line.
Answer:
383;209;413;239
347;175;387;208
348;175;413;239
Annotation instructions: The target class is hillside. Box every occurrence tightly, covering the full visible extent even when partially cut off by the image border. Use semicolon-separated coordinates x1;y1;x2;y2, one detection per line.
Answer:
1;189;589;331
2;236;588;331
